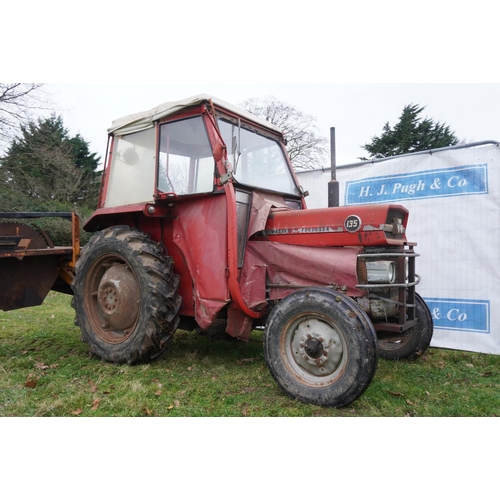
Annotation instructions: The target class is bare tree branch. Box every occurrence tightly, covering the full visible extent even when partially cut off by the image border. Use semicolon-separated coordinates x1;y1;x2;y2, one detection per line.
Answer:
5;141;84;202
0;83;51;147
241;96;328;171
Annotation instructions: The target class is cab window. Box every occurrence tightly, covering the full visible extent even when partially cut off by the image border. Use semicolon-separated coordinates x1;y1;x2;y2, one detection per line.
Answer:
218;118;300;196
158;116;214;195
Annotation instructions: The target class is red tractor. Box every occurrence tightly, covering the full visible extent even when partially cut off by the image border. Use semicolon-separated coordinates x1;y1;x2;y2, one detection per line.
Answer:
70;94;433;407
1;94;433;407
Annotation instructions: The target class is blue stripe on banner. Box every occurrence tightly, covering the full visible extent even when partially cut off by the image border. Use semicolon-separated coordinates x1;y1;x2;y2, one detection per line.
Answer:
344;164;488;205
424;298;490;334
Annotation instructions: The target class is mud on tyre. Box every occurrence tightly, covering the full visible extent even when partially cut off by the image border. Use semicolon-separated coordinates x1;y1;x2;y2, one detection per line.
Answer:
71;226;181;364
264;288;378;408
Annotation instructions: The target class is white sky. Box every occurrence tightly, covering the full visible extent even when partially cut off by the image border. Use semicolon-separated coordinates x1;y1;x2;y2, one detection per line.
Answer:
44;83;500;168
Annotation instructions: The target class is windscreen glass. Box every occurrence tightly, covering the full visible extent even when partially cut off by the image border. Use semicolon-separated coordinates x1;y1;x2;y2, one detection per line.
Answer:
218;119;299;196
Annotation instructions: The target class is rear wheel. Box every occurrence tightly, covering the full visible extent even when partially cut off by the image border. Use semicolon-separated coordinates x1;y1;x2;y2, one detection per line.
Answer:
72;226;181;364
264;288;378;408
377;293;433;361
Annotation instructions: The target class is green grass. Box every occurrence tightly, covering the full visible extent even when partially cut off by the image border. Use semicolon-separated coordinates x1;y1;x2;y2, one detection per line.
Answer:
1;292;499;417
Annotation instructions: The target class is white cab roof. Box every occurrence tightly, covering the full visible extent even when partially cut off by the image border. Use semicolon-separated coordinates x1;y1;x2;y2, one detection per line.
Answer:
108;93;283;136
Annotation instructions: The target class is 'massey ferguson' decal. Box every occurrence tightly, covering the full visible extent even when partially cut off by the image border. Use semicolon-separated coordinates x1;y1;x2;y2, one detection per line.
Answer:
266;228;290;235
265;226;341;235
265;220;369;236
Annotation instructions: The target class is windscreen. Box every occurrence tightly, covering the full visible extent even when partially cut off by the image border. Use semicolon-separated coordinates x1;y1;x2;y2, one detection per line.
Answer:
218;119;300;196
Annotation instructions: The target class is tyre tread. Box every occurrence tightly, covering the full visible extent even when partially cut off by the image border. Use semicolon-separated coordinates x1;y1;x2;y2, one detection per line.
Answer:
264;288;378;408
72;226;181;364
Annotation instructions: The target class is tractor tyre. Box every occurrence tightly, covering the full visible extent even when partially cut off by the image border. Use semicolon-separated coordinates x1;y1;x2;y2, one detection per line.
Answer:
377;293;433;361
264;288;378;408
71;226;181;364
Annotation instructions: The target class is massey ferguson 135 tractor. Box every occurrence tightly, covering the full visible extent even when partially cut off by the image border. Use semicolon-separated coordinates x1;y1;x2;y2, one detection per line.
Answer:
1;94;433;407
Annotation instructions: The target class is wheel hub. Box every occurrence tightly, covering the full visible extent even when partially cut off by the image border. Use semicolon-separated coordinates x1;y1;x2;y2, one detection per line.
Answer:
96;263;140;331
304;338;324;359
100;286;118;312
290;318;343;377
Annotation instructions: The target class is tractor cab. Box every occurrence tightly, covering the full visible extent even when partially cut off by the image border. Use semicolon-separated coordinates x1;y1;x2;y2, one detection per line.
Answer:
93;94;303;215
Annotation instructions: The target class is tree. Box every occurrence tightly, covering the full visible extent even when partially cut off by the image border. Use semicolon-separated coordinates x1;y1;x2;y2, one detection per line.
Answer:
0;114;101;207
241;96;328;170
68;133;103;204
0;83;49;148
360;104;459;160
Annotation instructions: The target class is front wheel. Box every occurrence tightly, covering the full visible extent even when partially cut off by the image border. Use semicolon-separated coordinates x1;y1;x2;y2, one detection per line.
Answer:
377;293;433;361
72;226;181;364
264;288;378;408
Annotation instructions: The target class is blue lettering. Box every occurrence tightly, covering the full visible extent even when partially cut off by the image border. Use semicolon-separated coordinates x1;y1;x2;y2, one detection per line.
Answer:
423;298;490;334
345;165;488;205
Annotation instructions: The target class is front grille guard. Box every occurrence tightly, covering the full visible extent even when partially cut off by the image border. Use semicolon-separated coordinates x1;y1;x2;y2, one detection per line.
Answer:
356;245;419;323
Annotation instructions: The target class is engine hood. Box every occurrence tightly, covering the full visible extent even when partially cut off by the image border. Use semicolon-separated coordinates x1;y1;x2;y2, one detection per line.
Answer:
261;204;409;247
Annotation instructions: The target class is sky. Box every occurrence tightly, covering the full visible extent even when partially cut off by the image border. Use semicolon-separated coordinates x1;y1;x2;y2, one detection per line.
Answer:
43;83;500;169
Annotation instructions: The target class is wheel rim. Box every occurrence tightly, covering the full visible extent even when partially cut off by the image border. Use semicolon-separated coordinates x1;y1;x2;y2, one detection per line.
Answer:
377;331;413;352
377;301;423;352
281;314;348;387
377;295;432;355
83;254;141;344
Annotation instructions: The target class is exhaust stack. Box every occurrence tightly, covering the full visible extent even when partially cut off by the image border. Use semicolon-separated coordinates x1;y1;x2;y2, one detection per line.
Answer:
328;127;339;207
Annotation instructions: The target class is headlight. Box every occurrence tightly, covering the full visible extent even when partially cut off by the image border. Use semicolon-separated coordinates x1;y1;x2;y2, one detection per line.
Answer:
366;261;396;284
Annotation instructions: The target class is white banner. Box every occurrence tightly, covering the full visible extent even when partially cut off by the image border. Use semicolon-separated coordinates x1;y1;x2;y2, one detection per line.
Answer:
297;142;500;355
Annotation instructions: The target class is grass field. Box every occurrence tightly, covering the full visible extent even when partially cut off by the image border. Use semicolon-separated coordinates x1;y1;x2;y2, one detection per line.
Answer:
1;292;499;417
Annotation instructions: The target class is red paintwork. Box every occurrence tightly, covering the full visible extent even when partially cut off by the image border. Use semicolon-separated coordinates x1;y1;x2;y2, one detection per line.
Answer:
84;204;154;231
167;195;229;326
97;135;114;209
242;240;362;298
262;204;408;247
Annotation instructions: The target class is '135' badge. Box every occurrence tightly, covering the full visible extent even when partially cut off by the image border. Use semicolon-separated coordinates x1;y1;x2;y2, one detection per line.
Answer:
344;215;361;233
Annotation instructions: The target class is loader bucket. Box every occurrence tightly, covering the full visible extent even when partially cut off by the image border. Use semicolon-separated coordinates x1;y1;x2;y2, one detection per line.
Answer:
0;214;79;311
0;255;60;311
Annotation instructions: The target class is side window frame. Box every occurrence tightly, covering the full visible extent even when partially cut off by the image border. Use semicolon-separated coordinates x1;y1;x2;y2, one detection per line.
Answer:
156;114;216;198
